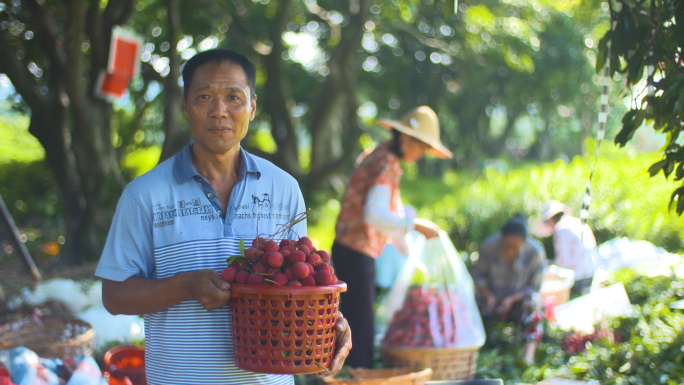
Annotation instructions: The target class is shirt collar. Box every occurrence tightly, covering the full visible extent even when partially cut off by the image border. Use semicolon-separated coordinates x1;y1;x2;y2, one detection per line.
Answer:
173;142;262;184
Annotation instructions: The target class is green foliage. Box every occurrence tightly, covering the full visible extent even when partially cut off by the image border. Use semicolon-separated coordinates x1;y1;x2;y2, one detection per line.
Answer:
418;143;684;254
0;114;44;164
120;145;162;180
477;268;684;384
596;0;684;214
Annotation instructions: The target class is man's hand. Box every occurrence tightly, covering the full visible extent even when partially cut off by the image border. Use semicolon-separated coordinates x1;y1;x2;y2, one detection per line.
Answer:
485;292;498;314
414;218;440;239
183;269;232;311
322;312;352;376
497;296;514;315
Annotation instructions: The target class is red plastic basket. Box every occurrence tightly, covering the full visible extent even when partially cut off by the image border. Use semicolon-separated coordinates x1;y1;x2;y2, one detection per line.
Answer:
230;283;346;374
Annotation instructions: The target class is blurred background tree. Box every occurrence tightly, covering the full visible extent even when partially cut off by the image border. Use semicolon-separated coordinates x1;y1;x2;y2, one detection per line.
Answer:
2;0;678;265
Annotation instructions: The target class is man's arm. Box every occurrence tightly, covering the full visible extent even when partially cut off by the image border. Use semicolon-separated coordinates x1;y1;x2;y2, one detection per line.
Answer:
102;269;231;315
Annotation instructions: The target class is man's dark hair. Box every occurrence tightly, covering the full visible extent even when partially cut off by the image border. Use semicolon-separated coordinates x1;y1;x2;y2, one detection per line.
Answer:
501;218;527;239
182;48;256;98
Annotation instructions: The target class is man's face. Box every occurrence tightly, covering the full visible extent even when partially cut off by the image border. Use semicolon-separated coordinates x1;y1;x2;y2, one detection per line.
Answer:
183;61;256;156
501;235;524;264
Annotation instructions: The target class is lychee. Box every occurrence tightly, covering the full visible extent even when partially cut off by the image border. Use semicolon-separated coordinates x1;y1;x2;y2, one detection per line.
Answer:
252;236;267;250
292;262;310;279
280;239;297;249
284;266;295;281
317;250;330;264
230;259;246;271
314;263;334;275
263;240;279;252
305;262;314;276
314;270;335;285
221;267;237;282
306;253;321;266
300;275;316;286
264;251;284;268
297;236;314;251
248;273;264;285
244;247;262;262
287;280;302;286
288;250;306;264
252;262;268;274
236;270;249;284
298;245;311;256
273;273;288;286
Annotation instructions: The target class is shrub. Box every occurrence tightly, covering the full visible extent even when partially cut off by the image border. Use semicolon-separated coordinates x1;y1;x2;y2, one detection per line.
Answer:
419;146;684;254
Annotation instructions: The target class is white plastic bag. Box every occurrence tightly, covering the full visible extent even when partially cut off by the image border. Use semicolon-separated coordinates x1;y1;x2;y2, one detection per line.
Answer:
376;231;485;348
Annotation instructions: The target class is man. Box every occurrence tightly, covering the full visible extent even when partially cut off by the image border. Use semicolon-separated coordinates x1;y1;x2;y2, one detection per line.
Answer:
471;216;546;364
542;200;597;296
95;49;351;384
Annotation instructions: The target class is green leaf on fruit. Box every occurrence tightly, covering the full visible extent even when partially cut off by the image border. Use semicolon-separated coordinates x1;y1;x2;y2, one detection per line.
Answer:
226;255;247;266
239;238;245;254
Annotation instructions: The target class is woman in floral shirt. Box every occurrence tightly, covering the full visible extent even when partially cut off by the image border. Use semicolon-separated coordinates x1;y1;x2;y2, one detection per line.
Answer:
332;106;452;368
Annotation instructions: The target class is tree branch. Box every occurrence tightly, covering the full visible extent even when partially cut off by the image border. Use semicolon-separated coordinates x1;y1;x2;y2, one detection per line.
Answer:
103;0;136;28
24;0;67;69
0;32;46;110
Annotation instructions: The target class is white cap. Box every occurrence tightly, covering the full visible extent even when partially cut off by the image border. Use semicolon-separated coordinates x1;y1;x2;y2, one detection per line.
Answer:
542;200;566;221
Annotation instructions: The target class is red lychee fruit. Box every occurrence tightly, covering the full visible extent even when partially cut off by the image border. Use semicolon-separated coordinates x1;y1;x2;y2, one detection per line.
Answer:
288;250;306;264
252;262;268;274
281;249;292;260
306;253;321;266
298;245;311;256
263;240;279;252
230;259;246;271
252;236;267;251
292;262;310;279
236;270;249;284
284;266;295;281
221;267;237;282
280;239;297;249
287;280;302;286
314;270;335;285
316;250;330;264
297;236;314;251
300;275;316;286
248;273;264;285
265;267;280;278
273;273;288;286
264;251;284;268
305;262;315;276
247;247;265;263
314;263;334;275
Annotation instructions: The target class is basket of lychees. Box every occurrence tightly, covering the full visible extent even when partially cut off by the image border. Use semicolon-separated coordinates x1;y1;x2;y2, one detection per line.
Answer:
221;213;346;375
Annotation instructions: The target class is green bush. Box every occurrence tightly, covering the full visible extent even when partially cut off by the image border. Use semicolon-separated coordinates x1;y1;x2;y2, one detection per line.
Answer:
418;144;684;254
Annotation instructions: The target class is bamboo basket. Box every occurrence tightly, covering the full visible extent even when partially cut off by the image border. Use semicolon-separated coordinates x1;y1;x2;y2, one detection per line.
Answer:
0;317;96;359
319;368;433;385
382;346;479;381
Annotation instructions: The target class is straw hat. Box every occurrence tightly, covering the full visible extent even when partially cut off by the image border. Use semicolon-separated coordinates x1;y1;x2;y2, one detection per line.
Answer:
378;106;453;159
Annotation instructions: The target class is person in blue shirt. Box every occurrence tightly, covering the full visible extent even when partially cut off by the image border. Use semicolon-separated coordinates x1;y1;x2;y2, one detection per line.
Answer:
95;49;351;385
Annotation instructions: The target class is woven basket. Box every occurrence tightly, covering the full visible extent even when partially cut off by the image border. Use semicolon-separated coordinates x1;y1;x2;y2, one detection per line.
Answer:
319;368;433;385
0;317;96;359
230;282;346;375
382;346;479;381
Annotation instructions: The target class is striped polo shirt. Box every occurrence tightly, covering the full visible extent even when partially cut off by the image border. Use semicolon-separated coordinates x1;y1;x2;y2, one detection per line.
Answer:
95;143;306;384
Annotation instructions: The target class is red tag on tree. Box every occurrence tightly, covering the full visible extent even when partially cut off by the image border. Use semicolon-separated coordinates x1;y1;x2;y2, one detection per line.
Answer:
95;26;142;101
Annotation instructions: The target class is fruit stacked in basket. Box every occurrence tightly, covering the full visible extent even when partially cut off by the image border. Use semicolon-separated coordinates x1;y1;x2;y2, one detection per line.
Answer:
222;212;346;375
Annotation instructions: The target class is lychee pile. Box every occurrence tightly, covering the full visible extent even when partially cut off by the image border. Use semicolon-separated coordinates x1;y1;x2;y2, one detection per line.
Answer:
221;236;339;286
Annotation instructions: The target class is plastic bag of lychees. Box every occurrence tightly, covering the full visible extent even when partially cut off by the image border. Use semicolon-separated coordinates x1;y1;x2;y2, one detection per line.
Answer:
221;235;339;287
376;231;486;349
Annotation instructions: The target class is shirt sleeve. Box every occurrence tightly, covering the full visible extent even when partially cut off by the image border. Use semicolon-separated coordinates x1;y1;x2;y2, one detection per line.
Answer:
472;237;496;289
95;188;155;282
521;242;546;296
363;184;415;236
